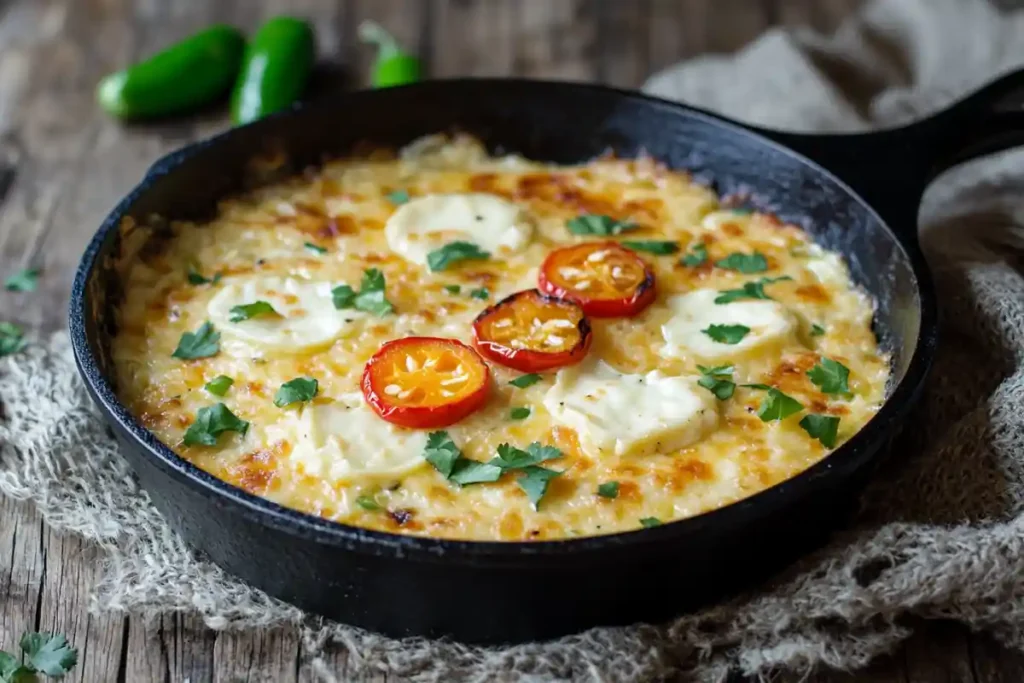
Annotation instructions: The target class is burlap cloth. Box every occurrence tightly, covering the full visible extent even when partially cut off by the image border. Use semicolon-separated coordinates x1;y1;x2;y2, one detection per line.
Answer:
3;0;1024;680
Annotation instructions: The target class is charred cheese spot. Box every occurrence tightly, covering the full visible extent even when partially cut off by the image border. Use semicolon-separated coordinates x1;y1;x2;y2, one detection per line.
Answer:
111;134;889;542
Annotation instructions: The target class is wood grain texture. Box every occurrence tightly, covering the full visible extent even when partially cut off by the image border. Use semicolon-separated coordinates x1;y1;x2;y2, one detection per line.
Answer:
0;0;1021;681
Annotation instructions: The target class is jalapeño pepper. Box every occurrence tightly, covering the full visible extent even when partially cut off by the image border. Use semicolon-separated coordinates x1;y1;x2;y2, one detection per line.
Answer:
231;16;316;125
358;21;422;88
97;25;246;120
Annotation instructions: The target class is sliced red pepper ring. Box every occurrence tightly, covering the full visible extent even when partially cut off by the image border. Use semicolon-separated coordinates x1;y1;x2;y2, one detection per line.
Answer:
472;289;592;372
538;241;656;318
362;337;491;429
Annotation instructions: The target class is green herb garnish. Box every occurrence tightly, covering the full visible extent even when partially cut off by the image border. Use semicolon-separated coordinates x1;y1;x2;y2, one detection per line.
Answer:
509;373;542;388
424;431;503;485
714;276;792;304
356;495;382;511
490;442;562;469
597;481;620;499
702;324;750;345
204;375;234;396
273;377;318;407
697;364;735;400
387;189;410;205
715;252;768;273
639;517;662;528
427;241;490;272
516;466;562;510
807;358;851;395
620;240;678;255
510;407;531;420
171;321;220;359
810;324;826;337
680;243;708;267
333;268;395;316
800;414;840;448
229;301;279;322
304;241;327;254
731;207;754;215
469;287;489;300
182;403;249;447
4;268;39;292
745;386;804;422
187;267;222;285
566;214;636;236
0;322;25;357
443;284;461;295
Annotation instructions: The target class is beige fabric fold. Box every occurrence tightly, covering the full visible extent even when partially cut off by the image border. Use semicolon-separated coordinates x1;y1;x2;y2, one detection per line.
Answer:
3;0;1024;680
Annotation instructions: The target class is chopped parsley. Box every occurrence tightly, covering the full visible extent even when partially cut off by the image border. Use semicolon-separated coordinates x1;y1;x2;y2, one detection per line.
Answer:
714;276;792;304
639;517;662;528
745;385;804;422
332;268;395;316
304;241;327;254
800;414;840;448
807;358;851;395
680;243;708;267
509;373;542;388
714;251;768;273
204;375;234;396
4;268;39;292
516;466;562;509
810;323;826;337
443;284;461;295
273;377;318;407
0;631;78;680
355;495;382;511
490;442;562;469
469;287;490;300
387;189;410;205
510;406;531;420
0;322;25;357
182;403;249;447
702;324;750;345
596;481;620;499
424;431;503;485
697;364;735;400
620;240;678;255
566;214;636;236
187;267;222;285
427;241;490;272
171;321;219;359
229;300;280;322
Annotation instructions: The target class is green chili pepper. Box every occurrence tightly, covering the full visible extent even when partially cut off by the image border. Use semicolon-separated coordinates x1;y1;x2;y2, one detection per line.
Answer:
358;21;422;88
96;24;246;120
231;16;316;125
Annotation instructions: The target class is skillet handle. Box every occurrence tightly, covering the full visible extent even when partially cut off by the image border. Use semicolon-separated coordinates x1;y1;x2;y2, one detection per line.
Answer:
751;67;1024;243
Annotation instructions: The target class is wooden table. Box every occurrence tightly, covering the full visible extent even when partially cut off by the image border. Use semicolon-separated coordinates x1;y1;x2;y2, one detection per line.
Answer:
2;0;1023;680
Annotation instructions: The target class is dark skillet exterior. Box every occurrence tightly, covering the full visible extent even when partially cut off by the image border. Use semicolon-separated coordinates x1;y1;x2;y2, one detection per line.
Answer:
68;76;1023;644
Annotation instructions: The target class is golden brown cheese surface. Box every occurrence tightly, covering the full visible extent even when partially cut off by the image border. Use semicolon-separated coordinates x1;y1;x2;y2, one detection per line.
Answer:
111;135;889;541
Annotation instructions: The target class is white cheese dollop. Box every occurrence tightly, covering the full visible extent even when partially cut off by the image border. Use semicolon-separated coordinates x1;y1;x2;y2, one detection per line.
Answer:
208;276;364;354
384;193;533;267
282;394;428;482
660;288;798;363
543;361;719;458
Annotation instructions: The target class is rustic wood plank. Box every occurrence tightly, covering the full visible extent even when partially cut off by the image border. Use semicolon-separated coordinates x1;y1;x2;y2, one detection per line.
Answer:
124;613;219;683
0;499;46;655
904;621;978;683
430;0;517;78
971;632;1024;683
212;628;302;683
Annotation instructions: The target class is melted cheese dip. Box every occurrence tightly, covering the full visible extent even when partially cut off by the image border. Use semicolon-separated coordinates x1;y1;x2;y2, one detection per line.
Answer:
111;134;889;541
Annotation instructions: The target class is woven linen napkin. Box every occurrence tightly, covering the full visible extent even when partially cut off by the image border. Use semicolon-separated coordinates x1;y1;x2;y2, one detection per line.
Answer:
3;0;1024;680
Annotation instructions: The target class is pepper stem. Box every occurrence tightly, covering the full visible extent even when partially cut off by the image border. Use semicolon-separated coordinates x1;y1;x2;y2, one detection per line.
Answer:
358;20;401;60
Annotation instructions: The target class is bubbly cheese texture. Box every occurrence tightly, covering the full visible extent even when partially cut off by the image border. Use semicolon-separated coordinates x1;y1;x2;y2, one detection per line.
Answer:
544;361;718;458
660;288;799;363
274;395;428;482
111;134;889;542
208;276;364;354
385;192;534;266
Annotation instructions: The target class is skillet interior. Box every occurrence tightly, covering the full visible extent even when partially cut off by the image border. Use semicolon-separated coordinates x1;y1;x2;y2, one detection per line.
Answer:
70;79;933;642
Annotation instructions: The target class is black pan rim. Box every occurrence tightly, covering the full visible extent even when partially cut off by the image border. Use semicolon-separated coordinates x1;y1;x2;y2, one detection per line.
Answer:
68;77;938;562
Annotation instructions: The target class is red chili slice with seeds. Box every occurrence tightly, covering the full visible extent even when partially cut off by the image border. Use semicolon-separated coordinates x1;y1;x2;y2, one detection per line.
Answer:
538;241;656;318
362;337;491;429
472;289;592;372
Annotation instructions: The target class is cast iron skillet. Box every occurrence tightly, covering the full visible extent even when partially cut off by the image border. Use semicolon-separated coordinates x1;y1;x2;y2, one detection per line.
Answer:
69;73;1024;644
